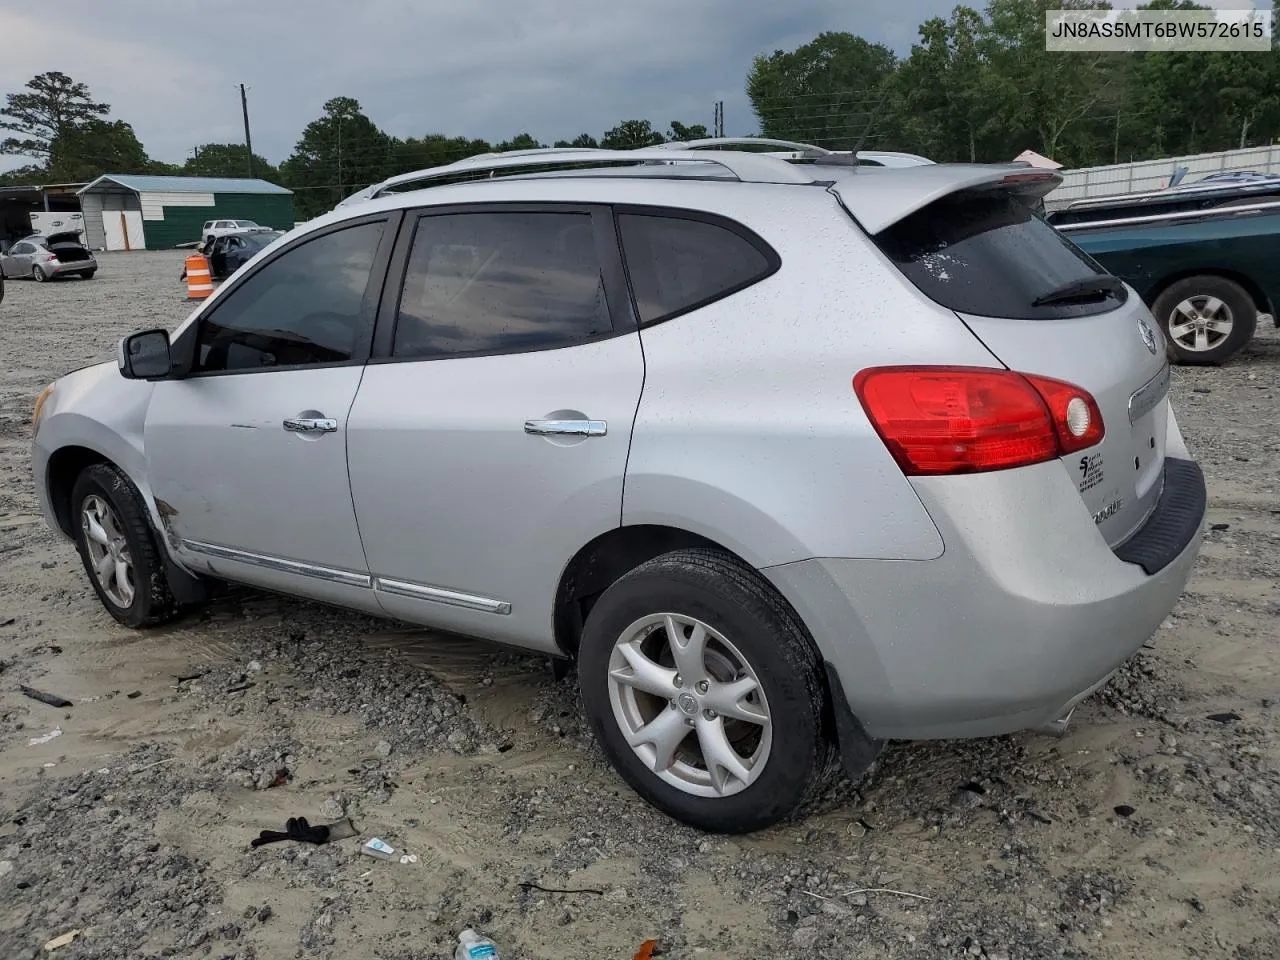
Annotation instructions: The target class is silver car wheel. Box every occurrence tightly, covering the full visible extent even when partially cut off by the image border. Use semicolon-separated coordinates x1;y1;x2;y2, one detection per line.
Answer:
1168;296;1233;353
607;612;772;798
32;266;47;282
81;495;136;608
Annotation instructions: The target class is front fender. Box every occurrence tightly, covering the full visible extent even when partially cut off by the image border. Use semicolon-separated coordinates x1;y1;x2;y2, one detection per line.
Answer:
33;362;163;540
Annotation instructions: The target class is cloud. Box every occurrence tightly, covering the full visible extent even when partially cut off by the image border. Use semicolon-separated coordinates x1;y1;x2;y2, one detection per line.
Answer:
1;0;1012;173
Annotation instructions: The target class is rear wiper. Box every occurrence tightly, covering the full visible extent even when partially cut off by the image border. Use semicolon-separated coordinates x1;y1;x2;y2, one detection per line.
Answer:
1032;275;1125;307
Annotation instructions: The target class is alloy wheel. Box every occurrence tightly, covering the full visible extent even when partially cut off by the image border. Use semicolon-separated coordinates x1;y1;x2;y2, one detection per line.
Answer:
81;495;136;608
1168;295;1234;353
606;612;772;798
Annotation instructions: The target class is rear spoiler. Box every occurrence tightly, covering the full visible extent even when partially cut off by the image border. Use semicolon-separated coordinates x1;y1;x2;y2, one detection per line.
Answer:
830;165;1062;235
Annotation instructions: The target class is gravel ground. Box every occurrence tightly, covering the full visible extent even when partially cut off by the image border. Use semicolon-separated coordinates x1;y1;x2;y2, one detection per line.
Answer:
1;251;1278;960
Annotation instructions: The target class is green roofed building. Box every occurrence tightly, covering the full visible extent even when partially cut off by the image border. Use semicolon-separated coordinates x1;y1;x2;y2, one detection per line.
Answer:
77;175;294;251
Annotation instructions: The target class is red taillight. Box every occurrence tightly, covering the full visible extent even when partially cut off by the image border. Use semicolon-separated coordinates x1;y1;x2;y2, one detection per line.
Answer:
46;254;58;262
853;366;1105;476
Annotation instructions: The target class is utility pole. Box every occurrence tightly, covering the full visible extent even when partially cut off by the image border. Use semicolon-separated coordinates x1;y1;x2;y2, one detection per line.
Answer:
337;118;344;197
239;83;255;178
713;101;724;137
1113;111;1121;165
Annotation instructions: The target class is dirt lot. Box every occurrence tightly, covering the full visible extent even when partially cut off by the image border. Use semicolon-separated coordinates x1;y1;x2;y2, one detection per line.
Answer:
1;251;1278;960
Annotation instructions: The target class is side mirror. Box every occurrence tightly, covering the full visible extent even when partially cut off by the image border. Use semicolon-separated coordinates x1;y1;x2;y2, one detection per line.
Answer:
118;328;173;380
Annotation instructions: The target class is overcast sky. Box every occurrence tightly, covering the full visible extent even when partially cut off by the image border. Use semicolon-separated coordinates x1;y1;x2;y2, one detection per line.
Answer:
0;0;964;173
0;0;1265;175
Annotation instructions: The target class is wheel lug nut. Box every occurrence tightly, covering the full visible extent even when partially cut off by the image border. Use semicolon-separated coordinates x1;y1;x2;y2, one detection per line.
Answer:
696;680;709;694
673;674;683;688
685;717;695;727
702;709;717;720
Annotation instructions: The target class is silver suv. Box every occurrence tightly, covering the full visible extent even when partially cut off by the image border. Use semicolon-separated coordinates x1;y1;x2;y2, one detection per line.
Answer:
31;144;1206;833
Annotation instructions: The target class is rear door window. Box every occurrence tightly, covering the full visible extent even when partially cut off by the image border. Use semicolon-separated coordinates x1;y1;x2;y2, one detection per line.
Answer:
616;212;778;325
875;189;1124;319
392;210;614;359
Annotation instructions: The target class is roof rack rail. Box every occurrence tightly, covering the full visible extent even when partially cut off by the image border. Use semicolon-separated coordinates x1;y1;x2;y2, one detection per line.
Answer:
651;136;835;158
335;147;816;208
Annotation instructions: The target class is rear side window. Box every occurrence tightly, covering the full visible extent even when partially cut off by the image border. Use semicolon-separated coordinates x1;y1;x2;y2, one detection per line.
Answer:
617;213;777;325
392;211;613;359
876;190;1123;319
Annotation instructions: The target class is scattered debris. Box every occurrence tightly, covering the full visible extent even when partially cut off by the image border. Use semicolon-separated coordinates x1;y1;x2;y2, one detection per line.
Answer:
1192;386;1212;394
225;681;256;694
126;690;142;699
251;816;331;848
19;685;73;708
27;727;62;746
1114;805;1136;818
633;939;662;960
843;887;934;903
1207;711;1242;724
517;881;605;896
132;757;177;772
359;837;398;861
43;930;80;952
1210;523;1230;531
174;672;204;684
456;928;500;959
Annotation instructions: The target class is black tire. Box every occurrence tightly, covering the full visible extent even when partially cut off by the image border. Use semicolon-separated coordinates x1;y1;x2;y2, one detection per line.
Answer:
578;547;839;834
81;270;96;280
70;463;179;628
1151;275;1257;365
32;265;47;282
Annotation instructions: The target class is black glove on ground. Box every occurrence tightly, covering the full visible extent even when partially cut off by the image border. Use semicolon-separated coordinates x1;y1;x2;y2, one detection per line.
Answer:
251;816;331;848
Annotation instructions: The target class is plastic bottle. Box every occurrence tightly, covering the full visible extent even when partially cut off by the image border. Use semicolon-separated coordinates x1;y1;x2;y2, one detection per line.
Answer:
455;928;499;959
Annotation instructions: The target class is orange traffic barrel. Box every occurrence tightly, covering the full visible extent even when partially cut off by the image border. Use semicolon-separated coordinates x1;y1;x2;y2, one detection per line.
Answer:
185;253;213;299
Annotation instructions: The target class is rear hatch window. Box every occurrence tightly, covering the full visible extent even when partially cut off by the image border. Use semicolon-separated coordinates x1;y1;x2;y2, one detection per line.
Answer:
875;189;1124;320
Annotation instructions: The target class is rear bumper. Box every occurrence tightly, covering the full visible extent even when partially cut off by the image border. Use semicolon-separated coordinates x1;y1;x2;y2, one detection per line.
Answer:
765;456;1206;741
49;260;95;275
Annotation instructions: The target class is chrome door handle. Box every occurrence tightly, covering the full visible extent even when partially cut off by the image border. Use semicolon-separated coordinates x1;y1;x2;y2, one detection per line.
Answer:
524;419;607;437
283;417;338;434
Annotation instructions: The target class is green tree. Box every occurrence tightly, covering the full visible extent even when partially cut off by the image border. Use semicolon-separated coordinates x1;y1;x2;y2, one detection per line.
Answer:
982;0;1123;164
387;134;492;175
747;32;898;149
185;142;280;182
601;120;665;148
0;71;109;163
667;121;709;142
893;8;1001;162
280;97;393;217
495;133;544;151
47;119;150;181
553;133;601;148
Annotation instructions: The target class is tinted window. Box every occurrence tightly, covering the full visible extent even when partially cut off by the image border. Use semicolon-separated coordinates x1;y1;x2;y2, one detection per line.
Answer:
194;221;383;373
876;189;1122;319
616;213;775;325
12;243;32;254
392;211;612;359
